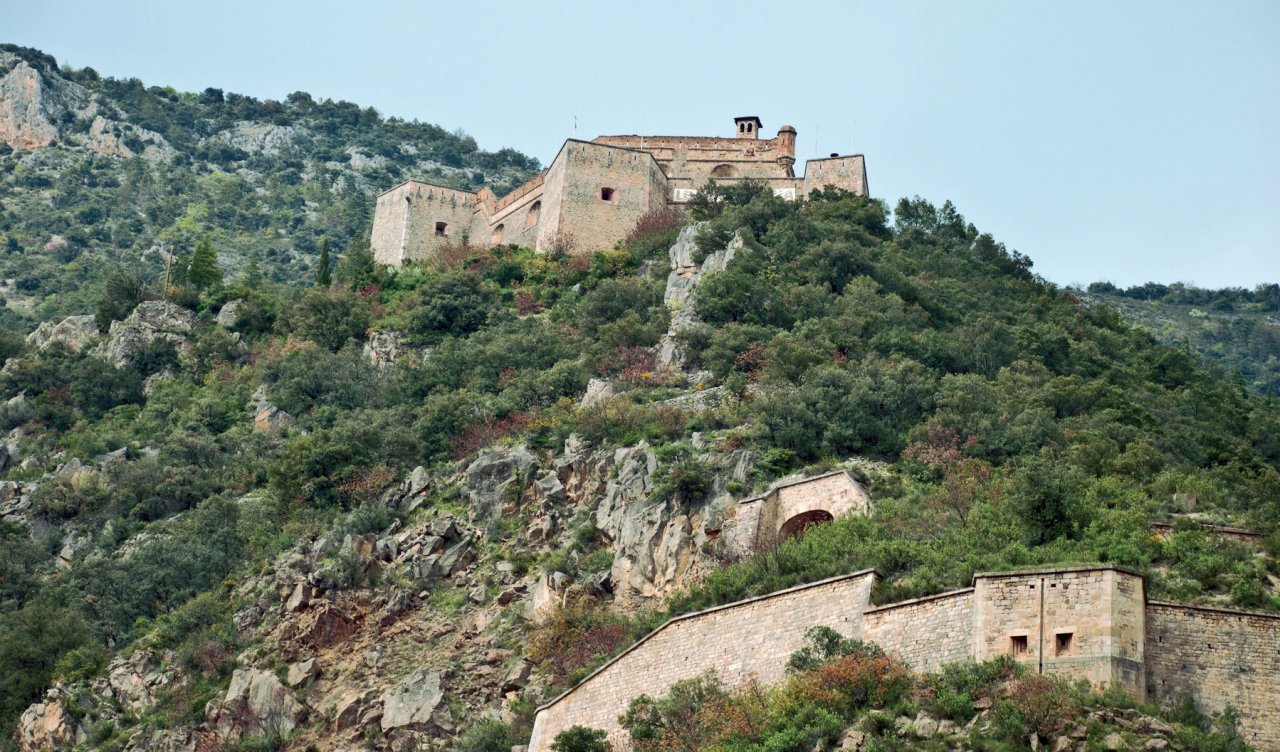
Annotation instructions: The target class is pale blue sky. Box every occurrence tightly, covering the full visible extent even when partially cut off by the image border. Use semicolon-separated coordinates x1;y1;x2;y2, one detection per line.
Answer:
6;0;1277;288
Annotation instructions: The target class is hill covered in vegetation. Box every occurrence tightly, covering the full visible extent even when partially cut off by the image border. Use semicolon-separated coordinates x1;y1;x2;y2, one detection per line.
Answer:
0;177;1274;750
0;44;1276;752
0;44;540;330
1075;282;1280;397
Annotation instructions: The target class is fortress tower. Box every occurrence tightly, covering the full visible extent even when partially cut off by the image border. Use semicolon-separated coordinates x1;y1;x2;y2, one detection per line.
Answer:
370;117;869;266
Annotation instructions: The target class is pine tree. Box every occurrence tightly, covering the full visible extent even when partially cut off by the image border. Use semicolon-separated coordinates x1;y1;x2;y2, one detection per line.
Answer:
241;250;263;289
316;238;332;287
187;237;222;290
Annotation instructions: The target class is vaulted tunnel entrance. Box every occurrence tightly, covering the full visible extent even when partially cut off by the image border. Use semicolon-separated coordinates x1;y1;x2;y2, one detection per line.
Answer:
779;510;834;540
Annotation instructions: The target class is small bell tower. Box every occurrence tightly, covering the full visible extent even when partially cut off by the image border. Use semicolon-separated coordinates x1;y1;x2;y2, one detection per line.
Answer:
734;115;762;139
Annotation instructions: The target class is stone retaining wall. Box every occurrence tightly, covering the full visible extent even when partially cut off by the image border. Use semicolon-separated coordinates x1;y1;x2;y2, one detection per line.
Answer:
1146;602;1280;751
863;588;974;670
526;570;878;752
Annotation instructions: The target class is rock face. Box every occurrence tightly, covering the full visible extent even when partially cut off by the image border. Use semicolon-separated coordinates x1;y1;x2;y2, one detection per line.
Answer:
364;329;408;368
380;670;450;732
98;301;197;368
464;445;538;520
0;53;85;150
658;225;742;369
26;314;99;352
16;688;86;750
208;122;300;155
209;668;303;739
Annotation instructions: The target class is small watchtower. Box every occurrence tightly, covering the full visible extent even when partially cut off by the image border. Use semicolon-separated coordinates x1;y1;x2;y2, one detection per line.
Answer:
734;116;763;139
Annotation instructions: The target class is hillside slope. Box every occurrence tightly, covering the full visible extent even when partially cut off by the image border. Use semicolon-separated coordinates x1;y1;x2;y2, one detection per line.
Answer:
1075;282;1280;396
0;182;1275;751
0;44;540;328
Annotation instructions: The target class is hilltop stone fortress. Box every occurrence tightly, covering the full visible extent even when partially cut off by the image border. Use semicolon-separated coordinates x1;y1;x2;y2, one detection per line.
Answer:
528;473;1280;752
370;117;868;265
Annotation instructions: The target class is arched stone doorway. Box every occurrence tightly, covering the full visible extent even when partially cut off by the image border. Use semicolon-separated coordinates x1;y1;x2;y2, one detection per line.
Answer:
779;509;834;540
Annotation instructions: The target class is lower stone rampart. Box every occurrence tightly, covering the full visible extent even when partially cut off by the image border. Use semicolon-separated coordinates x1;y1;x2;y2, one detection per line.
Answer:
862;588;974;670
529;567;1280;752
1146;602;1280;751
526;570;878;752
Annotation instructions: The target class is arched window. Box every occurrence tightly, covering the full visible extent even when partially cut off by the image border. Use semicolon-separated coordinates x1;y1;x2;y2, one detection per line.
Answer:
525;200;541;228
434;222;447;237
490;224;504;245
779;510;834;540
600;187;615;202
710;164;737;178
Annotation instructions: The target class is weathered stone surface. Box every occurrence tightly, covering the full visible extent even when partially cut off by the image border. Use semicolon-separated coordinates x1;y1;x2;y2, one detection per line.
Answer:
0;53;89;150
364;329;408;368
380;670;450;731
215;299;243;328
333;689;377;731
285;582;312;612
97;301;197;368
286;658;318;687
579;378;616;408
464;445;537;519
211;668;302;737
15;688;86;751
26;314;98;352
1101;732;1125;750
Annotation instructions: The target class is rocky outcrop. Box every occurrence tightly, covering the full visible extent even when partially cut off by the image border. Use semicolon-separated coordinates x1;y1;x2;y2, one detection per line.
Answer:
250;384;296;432
97;301;197;368
0;53;86;150
380;670;451;732
16;688;86;750
364;329;408;368
208;122;301;156
658;225;743;369
208;668;303;739
26;314;99;352
464;445;538;520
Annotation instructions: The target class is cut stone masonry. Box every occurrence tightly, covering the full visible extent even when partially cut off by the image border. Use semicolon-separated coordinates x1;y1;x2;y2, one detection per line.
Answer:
529;555;1280;750
371;116;869;265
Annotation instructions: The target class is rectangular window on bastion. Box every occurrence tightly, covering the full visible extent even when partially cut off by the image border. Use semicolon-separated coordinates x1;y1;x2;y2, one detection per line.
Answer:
1010;635;1029;656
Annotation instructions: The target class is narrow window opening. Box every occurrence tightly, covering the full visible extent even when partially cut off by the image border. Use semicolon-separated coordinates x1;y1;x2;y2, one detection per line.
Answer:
434;222;447;237
738;122;745;133
525;200;541;228
600;187;615;201
1055;632;1074;657
746;122;753;133
1010;635;1029;656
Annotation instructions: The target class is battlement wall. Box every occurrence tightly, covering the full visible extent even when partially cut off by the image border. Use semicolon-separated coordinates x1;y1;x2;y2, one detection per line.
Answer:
527;571;878;752
863;589;975;670
1146;602;1280;751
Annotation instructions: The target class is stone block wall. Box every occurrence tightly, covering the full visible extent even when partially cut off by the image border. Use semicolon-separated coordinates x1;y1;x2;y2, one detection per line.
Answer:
973;567;1145;696
526;570;878;752
802;155;868;196
863;589;974;670
542;141;668;254
1146;603;1280;751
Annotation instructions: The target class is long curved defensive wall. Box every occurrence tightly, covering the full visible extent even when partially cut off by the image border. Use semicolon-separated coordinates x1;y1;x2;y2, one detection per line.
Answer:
526;570;879;752
528;565;1280;752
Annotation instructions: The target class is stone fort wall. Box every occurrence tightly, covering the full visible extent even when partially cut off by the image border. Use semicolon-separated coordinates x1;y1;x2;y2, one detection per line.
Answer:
863;588;975;671
1146;602;1280;751
371;117;870;265
529;565;1280;752
526;571;879;752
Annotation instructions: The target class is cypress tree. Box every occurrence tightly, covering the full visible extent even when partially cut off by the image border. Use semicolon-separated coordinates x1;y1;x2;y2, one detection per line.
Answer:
316;238;332;287
187;237;222;290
